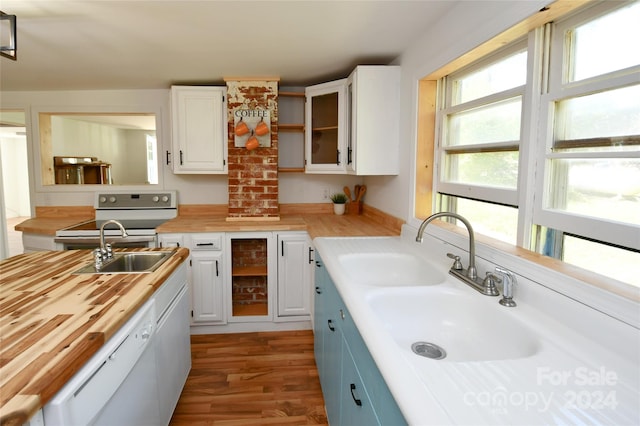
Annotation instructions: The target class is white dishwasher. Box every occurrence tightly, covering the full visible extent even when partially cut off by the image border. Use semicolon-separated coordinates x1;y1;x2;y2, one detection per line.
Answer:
43;298;161;426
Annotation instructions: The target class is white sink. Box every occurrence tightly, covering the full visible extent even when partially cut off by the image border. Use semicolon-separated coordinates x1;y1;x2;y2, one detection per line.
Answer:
338;252;446;286
366;286;540;362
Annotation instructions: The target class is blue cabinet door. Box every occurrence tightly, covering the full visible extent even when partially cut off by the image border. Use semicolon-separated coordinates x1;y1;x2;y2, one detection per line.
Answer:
340;334;379;426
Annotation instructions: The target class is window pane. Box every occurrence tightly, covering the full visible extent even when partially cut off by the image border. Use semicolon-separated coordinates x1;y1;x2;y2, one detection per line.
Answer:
443;151;519;189
447;97;522;146
554;85;640;145
452;51;527;105
547;158;640;225
439;195;518;245
563;235;640;287
569;2;640;82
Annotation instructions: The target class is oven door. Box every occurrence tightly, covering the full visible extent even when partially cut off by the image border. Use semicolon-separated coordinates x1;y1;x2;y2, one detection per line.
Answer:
54;236;158;250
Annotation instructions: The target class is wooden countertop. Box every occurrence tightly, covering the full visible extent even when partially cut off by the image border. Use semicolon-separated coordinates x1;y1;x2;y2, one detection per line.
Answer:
0;247;190;426
156;213;400;239
16;204;404;239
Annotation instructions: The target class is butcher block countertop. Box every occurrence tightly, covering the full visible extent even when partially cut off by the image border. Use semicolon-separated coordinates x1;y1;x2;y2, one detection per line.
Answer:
16;203;404;239
156;214;400;238
0;247;190;426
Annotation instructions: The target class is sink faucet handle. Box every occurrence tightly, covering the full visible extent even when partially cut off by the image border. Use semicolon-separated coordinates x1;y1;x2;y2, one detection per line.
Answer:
446;253;463;270
483;272;501;293
93;248;103;270
495;266;517;307
105;243;113;259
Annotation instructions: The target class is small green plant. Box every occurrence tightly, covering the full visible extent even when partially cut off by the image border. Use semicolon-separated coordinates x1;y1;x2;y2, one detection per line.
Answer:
330;193;348;204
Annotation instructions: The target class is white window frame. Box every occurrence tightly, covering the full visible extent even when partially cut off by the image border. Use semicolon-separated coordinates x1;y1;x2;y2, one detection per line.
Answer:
434;38;535;246
430;0;639;266
533;2;640;251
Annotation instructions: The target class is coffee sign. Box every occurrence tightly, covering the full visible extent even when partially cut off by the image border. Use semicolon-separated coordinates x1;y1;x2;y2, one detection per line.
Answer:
233;108;271;148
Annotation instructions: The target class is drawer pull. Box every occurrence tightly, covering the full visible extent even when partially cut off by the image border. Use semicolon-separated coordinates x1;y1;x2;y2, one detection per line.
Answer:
350;383;362;406
327;319;335;332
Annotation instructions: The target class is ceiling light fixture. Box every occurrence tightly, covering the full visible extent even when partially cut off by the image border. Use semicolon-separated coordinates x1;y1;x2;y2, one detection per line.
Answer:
1;11;17;60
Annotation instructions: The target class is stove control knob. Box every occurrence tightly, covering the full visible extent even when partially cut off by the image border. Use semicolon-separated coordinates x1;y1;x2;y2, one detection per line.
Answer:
108;196;117;203
99;196;107;203
161;196;169;203
152;196;159;202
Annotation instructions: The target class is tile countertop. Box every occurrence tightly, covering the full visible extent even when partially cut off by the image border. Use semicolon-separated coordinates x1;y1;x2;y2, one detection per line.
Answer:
0;247;190;425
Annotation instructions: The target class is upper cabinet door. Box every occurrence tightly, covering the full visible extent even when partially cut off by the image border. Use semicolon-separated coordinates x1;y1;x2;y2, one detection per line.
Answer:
305;79;347;174
171;86;228;174
346;66;400;176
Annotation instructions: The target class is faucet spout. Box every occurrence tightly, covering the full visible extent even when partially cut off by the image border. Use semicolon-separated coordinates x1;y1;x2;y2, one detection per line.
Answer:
416;212;477;279
99;219;128;253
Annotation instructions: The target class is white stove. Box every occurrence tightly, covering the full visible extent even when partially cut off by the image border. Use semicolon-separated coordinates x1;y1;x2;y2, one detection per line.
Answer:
55;191;177;249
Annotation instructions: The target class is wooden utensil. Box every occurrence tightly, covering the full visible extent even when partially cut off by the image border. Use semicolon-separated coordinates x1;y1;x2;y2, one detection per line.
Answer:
343;186;352;202
356;185;366;202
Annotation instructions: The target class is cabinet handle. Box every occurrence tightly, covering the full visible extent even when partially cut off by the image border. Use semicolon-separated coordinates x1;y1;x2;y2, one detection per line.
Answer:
308;247;314;264
350;384;363;406
327;319;335;332
315;261;321;268
179;150;184;165
196;242;214;247
166;150;171;165
347;147;352;165
215;260;219;277
336;149;341;166
281;241;284;257
315;286;322;295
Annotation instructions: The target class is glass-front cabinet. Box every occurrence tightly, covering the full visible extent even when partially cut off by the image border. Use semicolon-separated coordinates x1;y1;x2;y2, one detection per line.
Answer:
305;79;347;173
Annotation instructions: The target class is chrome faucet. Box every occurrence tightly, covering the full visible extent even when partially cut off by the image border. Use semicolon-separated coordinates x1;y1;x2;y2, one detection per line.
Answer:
416;212;498;296
94;220;128;269
495;266;517;307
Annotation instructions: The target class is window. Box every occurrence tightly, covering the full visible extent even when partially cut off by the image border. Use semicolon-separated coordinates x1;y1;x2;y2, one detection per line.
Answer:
436;43;527;244
432;2;640;286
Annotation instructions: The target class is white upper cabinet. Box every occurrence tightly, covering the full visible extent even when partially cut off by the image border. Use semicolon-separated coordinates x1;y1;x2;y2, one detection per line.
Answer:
170;86;228;174
305;66;400;175
346;66;400;175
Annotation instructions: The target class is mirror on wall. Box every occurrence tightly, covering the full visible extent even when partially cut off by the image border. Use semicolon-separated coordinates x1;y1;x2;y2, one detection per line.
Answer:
38;112;158;186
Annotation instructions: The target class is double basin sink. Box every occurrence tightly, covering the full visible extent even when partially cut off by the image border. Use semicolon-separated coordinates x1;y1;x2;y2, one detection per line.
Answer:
74;251;174;274
327;240;540;363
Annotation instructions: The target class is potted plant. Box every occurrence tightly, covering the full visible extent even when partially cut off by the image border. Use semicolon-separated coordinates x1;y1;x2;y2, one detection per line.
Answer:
330;193;348;215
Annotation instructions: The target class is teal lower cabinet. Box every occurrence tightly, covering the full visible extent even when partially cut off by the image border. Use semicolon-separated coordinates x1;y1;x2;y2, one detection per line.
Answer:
314;256;407;426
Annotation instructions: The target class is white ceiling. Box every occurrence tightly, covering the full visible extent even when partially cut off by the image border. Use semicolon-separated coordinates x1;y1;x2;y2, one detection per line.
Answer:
0;0;457;91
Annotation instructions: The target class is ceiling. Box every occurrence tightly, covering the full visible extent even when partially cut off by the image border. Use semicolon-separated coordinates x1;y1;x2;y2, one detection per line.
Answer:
0;0;457;91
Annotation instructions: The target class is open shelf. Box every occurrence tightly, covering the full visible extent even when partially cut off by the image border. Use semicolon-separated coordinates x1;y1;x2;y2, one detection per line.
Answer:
232;265;267;277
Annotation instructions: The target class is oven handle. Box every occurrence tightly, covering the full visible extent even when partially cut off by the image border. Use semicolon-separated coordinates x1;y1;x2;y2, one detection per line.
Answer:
54;236;157;245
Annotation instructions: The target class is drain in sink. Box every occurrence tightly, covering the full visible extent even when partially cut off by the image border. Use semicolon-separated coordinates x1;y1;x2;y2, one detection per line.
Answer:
411;342;446;360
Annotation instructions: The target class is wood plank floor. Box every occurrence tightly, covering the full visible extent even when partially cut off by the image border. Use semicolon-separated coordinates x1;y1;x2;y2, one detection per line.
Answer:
170;330;328;426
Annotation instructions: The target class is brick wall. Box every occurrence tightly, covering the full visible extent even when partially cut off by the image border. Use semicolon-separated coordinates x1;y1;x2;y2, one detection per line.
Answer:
225;79;279;219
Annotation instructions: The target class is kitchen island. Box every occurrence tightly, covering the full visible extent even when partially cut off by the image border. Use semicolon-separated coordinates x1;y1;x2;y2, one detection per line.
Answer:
0;247;190;425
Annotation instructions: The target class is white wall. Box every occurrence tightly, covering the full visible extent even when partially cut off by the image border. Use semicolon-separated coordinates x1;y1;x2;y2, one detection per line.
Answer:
0;135;30;217
364;0;552;224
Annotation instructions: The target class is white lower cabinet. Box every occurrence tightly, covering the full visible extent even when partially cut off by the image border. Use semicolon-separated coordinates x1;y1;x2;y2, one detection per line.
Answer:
159;231;313;329
188;233;225;324
191;249;225;324
276;232;313;320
